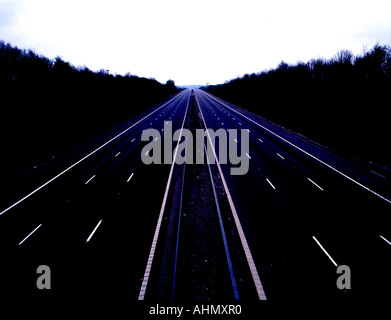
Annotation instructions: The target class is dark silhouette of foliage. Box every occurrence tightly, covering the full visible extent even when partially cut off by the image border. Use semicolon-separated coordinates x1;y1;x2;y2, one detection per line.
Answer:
165;79;176;91
205;44;391;168
0;41;179;178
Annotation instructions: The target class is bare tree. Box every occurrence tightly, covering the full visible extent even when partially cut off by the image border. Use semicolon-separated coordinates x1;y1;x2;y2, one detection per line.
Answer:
335;50;354;64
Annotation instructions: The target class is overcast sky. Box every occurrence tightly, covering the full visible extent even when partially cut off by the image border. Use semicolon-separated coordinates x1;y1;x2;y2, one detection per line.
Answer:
1;0;391;85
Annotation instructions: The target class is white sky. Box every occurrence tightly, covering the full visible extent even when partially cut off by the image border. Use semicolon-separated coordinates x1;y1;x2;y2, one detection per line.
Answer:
1;0;391;85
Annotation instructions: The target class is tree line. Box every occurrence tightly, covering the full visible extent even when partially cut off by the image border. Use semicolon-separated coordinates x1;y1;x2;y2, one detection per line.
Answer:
205;44;391;169
0;40;179;178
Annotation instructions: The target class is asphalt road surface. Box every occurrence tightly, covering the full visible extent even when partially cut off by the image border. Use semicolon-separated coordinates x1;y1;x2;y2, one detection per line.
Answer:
1;88;390;305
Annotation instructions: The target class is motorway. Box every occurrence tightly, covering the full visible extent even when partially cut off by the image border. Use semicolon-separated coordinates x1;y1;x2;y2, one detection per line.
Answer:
0;88;390;302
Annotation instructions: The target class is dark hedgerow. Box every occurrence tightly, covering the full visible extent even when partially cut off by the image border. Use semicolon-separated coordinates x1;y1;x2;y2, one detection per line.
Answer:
0;40;180;178
205;44;391;168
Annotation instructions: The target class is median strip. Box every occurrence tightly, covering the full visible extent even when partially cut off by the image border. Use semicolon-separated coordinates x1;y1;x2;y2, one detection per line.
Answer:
195;91;267;300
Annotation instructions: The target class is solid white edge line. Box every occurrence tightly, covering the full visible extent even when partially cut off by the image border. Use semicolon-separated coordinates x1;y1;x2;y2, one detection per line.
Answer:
312;236;338;267
307;177;324;191
246;153;251;159
195;91;267;300
86;219;102;243
201;90;391;205
18;224;42;246
0;92;185;216
380;235;391;246
138;92;190;300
